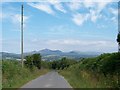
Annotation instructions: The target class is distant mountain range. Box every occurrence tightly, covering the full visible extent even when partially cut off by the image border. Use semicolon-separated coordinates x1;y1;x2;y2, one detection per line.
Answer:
1;49;102;61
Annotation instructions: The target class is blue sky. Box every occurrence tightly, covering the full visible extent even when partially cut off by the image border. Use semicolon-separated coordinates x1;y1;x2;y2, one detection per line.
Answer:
1;0;119;53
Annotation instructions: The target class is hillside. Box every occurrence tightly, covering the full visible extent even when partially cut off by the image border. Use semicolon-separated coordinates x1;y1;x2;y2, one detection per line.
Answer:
59;52;120;88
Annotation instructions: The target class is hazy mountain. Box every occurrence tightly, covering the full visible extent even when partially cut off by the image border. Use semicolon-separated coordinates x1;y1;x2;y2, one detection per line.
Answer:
39;49;63;56
1;49;102;61
1;52;20;59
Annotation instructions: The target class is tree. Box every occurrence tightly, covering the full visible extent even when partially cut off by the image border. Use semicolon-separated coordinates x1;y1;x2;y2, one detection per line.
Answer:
117;33;120;52
60;57;67;69
32;54;41;69
117;33;120;43
25;55;33;70
51;61;57;69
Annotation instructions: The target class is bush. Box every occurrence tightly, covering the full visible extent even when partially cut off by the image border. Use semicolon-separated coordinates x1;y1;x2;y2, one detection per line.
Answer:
2;60;49;88
24;54;41;70
25;56;33;70
59;52;120;88
33;54;41;69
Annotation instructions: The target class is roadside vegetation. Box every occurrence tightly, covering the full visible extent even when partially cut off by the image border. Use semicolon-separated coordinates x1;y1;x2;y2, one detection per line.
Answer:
2;54;50;88
59;52;120;88
2;52;120;88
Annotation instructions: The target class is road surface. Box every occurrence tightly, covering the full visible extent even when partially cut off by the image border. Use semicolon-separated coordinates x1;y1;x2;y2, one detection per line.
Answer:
21;71;72;88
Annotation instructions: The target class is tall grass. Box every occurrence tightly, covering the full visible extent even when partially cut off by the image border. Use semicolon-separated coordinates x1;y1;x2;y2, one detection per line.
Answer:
59;53;120;88
2;60;49;88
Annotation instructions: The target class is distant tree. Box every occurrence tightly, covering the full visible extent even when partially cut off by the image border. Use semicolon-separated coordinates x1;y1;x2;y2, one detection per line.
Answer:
61;57;67;69
50;57;77;70
41;61;51;69
25;55;33;70
51;61;57;69
32;54;41;69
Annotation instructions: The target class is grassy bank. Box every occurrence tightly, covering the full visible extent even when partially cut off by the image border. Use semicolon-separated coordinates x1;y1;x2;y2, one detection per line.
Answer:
2;60;49;88
59;53;120;88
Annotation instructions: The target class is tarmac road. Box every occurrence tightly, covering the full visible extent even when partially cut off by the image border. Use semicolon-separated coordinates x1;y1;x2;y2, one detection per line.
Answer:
21;71;72;88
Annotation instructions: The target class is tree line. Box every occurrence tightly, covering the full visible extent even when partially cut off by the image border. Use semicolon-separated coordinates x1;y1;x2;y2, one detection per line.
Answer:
24;54;78;70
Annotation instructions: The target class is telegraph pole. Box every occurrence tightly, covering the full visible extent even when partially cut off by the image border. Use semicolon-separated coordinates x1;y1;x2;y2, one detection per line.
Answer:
21;4;24;67
118;1;120;52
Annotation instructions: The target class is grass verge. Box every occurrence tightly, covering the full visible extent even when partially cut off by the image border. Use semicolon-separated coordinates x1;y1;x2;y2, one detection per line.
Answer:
59;53;120;88
2;60;50;88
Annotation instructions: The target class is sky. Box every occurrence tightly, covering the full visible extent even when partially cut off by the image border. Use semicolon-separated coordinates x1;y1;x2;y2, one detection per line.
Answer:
1;0;119;54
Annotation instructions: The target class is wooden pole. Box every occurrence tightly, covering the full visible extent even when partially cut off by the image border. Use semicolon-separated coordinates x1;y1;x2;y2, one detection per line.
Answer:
21;4;24;67
118;2;120;52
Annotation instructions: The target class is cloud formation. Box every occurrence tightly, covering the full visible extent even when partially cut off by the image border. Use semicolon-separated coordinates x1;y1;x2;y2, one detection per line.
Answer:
12;14;29;24
28;2;55;15
28;1;66;15
70;1;116;25
46;39;117;52
27;1;118;26
72;13;89;26
2;38;117;53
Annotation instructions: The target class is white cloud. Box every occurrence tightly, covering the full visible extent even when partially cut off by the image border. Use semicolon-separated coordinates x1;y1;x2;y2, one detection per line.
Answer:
2;12;29;32
83;0;96;8
72;13;89;26
2;38;117;53
70;0;116;26
53;3;66;13
28;2;55;15
83;1;111;23
67;1;82;11
10;14;29;31
1;0;119;2
109;8;118;16
48;39;110;46
108;8;118;24
28;1;66;15
97;2;109;12
2;12;28;24
47;39;117;52
97;24;106;29
11;14;28;24
48;0;66;13
69;0;118;2
27;1;117;26
89;9;102;22
111;16;118;24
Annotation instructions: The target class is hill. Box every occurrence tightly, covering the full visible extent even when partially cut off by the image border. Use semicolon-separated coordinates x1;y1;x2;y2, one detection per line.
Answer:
1;49;101;61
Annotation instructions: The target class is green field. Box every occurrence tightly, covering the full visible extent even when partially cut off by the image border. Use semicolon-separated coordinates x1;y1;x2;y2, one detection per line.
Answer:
59;52;120;88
